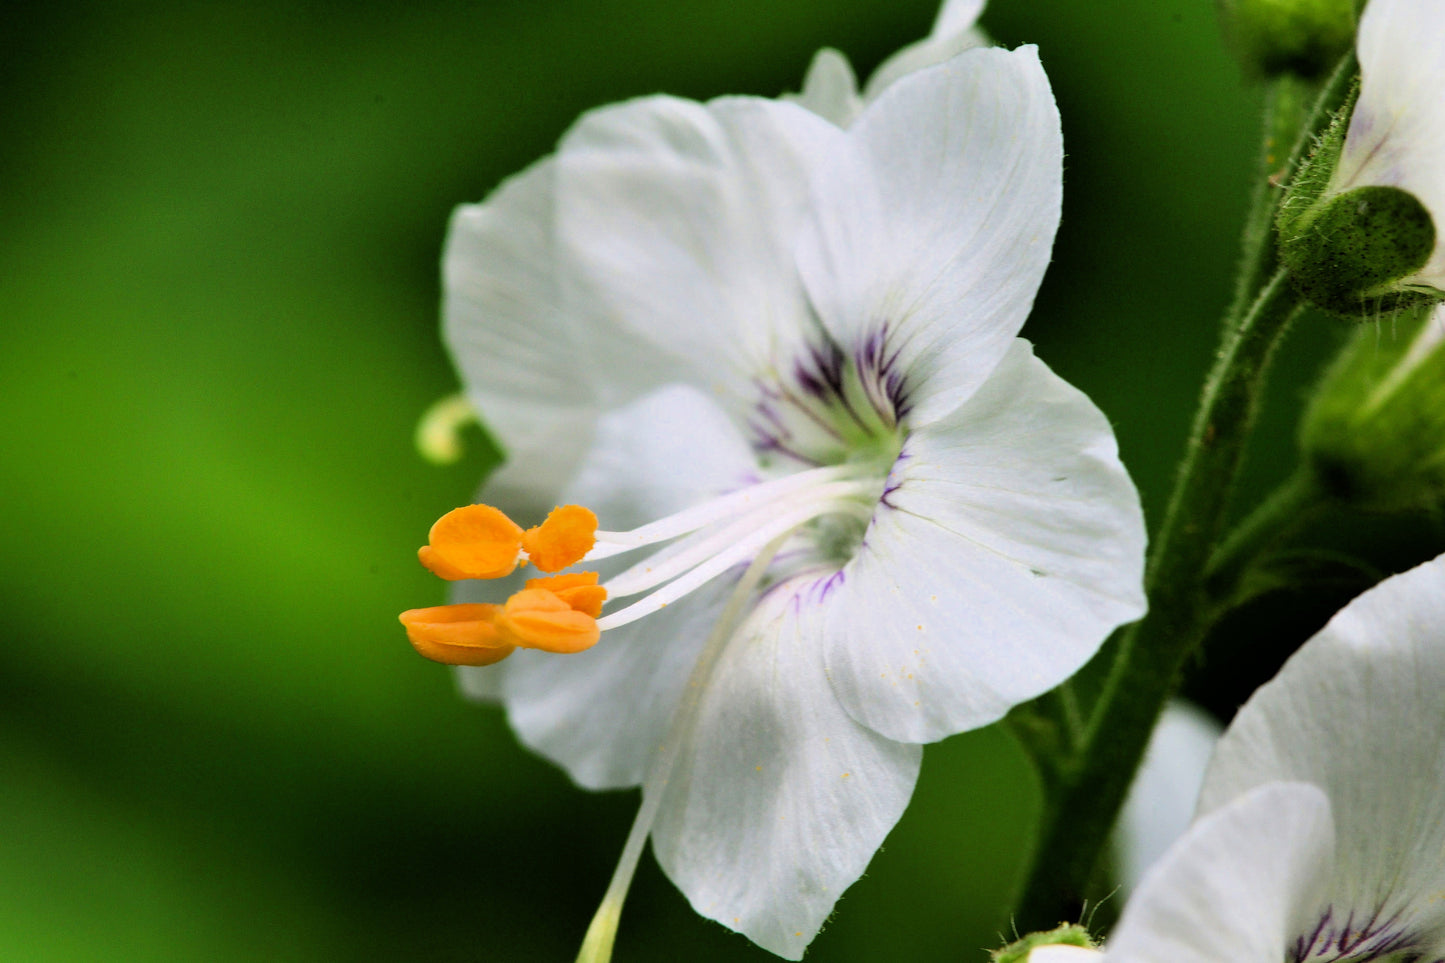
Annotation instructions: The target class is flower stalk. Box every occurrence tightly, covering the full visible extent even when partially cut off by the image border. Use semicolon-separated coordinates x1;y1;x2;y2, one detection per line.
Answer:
1203;467;1327;596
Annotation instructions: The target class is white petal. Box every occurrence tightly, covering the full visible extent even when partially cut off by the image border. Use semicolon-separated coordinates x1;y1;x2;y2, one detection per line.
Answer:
932;0;988;37
823;341;1146;743
1030;947;1104;963
442;159;600;514
787;48;862;128
442;158;677;517
555;94;847;409
1336;0;1445;288
466;384;761;788
1197;552;1445;936
1107;782;1336;963
651;577;922;960
1116;701;1223;895
862;0;989;102
501;579;731;790
797;46;1063;427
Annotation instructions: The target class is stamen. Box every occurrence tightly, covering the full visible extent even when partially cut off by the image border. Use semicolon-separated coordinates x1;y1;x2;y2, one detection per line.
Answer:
399;604;516;666
587;464;868;561
603;479;878;599
419;504;525;580
596;495;872;631
496;588;601;653
522;505;599;573
403;504;606;662
404;471;874;667
525;572;607;618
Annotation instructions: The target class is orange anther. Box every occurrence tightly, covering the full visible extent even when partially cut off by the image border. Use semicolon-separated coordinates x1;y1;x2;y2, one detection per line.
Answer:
398;604;516;666
419;504;525;580
522;505;598;573
496;587;600;654
526;571;607;618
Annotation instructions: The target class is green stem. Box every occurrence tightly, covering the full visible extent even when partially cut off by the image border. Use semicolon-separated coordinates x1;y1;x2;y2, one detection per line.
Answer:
1225;75;1310;327
1005;680;1088;794
1206;468;1328;591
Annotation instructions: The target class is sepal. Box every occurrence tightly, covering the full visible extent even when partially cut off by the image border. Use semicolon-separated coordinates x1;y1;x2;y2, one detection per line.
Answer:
1280;186;1437;316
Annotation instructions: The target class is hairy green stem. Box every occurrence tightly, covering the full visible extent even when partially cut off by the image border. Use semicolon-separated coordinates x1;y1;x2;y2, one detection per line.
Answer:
1206;468;1329;593
1226;74;1311;327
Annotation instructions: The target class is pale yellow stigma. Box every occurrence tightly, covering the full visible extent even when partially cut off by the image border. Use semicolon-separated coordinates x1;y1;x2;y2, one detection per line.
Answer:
415;393;479;465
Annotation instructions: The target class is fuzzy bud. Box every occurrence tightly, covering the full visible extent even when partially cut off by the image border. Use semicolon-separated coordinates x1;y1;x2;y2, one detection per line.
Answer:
1218;0;1364;78
1276;81;1440;318
1280;185;1438;317
1302;305;1445;511
993;924;1101;963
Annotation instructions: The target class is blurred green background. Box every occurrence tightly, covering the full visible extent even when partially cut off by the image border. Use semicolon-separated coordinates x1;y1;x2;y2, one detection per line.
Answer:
6;0;1433;960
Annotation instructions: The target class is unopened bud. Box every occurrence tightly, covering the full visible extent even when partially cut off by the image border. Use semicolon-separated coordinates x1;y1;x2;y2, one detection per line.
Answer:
1218;0;1364;78
1280;185;1437;317
992;924;1101;963
1302;305;1445;511
1276;77;1441;318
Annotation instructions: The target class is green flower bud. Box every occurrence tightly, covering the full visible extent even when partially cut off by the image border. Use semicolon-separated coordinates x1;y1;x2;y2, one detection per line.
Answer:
1281;185;1438;317
1302;305;1445;511
1218;0;1364;78
1277;84;1440;318
992;924;1099;963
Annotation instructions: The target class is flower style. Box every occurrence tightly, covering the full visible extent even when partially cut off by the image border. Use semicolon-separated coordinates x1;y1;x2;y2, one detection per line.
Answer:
1064;553;1445;963
1329;0;1445;294
409;37;1147;960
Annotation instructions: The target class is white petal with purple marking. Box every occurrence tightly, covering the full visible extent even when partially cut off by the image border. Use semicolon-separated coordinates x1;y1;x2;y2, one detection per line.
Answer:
822;341;1146;743
555;94;846;414
797;46;1062;428
1107;782;1336;963
1197;552;1445;947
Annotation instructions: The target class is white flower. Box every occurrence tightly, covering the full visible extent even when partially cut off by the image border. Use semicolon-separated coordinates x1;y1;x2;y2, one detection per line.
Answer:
1099;553;1445;963
1116;700;1222;896
1331;0;1445;292
788;0;989;127
421;39;1147;960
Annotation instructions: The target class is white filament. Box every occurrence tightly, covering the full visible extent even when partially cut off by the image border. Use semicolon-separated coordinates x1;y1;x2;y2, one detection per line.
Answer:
595;495;871;632
603;479;879;599
585;463;867;560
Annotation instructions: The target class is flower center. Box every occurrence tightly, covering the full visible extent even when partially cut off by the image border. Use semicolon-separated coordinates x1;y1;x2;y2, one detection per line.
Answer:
749;333;908;472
